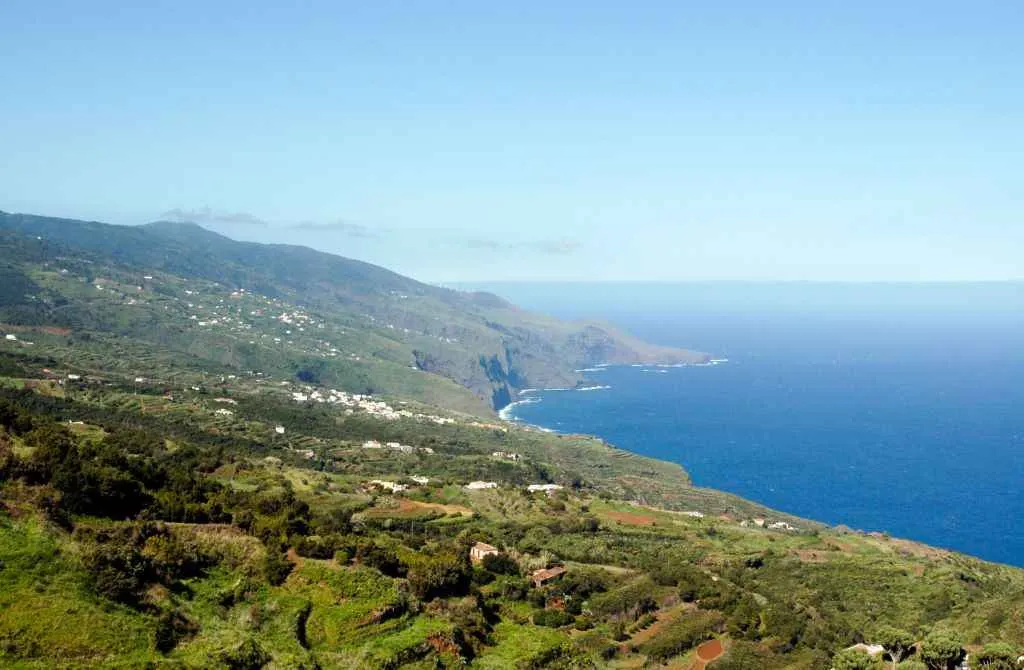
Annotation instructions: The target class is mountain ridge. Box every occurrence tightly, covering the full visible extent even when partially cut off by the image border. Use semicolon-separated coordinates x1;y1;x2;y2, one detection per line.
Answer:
0;211;708;413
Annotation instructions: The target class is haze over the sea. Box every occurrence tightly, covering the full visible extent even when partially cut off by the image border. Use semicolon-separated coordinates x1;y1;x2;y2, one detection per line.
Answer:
467;282;1024;566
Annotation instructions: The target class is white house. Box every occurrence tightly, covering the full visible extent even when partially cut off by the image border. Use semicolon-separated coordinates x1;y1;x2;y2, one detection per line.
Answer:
369;480;408;493
526;484;564;493
465;481;498;490
470;542;500;563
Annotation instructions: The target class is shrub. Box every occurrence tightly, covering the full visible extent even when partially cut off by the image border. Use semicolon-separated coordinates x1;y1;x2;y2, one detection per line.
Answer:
220;637;270;670
588;577;659;620
407;550;470;601
154;609;197;654
637;611;721;662
481;552;519;576
262;551;293;586
532;609;574;628
832;648;884;670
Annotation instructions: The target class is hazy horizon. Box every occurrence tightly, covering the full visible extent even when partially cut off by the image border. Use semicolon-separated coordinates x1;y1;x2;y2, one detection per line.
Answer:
3;2;1023;282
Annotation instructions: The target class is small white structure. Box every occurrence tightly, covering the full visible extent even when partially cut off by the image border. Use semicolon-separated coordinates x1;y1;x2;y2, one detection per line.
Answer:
465;481;498;490
362;440;383;449
526;484;564;493
5;334;18;341
768;521;798;531
369;480;408;493
410;475;430;485
66;374;82;381
214;408;234;416
492;451;521;462
275;425;286;435
684;511;705;518
470;542;500;564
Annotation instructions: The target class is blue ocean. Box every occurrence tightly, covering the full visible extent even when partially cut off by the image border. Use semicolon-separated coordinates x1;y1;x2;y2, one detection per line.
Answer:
471;282;1024;566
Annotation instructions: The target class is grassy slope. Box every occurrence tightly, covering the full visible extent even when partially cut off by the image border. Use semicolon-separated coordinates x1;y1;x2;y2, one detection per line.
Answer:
1;211;1022;667
2;368;1024;668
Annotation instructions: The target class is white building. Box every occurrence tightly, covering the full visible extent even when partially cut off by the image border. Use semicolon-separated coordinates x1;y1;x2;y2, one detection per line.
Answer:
369;480;408;493
526;484;564;493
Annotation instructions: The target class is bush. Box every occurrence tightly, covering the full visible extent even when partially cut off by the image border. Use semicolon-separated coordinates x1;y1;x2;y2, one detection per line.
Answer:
588;577;659;620
832;648;884;670
85;541;149;605
154;609;197;654
532;609;575;628
481;552;519;576
407;550;470;601
220;637;271;670
262;551;293;586
637;611;721;661
295;534;336;559
355;541;405;577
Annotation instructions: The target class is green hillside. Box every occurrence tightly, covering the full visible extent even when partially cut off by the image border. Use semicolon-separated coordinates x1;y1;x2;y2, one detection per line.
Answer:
0;211;706;413
1;210;1023;669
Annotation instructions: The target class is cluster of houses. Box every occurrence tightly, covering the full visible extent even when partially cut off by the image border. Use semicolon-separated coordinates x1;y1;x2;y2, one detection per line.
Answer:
740;518;799;532
361;440;435;455
491;451;520;461
364;475;431;493
290;387;456;425
463;481;566;494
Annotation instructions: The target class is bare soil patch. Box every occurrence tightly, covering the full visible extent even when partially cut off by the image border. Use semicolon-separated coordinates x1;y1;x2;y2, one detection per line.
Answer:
0;324;72;336
691;638;724;669
607;511;658;526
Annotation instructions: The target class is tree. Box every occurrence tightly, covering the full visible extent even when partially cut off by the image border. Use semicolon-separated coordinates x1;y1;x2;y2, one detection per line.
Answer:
919;630;964;670
876;626;916;669
712;641;773;670
833;648;884;670
407;550;470;600
974;642;1017;669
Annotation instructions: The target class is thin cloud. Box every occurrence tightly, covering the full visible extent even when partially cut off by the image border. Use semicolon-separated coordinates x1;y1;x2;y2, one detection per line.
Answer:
290;220;380;238
520;238;582;255
465;236;582;255
161;207;269;227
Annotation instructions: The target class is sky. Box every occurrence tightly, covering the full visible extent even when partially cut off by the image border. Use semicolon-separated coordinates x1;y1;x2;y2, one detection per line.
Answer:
2;1;1022;282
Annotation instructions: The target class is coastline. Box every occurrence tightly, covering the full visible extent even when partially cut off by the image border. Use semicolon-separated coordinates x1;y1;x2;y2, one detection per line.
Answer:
500;357;1024;567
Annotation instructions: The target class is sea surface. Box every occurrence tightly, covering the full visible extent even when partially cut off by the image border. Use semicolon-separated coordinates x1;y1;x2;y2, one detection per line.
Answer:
466;282;1024;566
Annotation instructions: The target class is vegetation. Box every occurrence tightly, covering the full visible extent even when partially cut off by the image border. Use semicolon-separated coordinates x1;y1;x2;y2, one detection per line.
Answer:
0;213;1022;668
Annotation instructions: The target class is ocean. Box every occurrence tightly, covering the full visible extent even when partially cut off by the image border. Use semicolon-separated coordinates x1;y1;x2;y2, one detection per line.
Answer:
469;282;1024;567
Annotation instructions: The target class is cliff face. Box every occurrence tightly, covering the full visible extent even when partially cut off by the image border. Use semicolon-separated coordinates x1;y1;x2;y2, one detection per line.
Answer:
0;212;707;412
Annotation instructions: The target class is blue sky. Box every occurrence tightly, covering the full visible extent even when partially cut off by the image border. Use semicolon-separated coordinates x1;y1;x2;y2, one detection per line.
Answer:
2;1;1022;282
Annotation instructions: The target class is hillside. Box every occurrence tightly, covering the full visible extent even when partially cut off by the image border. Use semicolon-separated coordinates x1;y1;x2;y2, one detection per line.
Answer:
1;209;1023;669
0;211;707;413
1;349;1023;669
